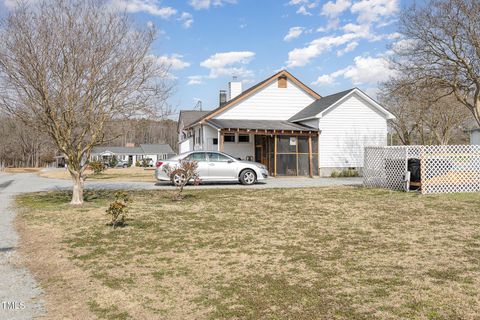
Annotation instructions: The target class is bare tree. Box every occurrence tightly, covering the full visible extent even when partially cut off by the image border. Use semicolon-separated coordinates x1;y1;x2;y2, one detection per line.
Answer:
393;0;480;126
380;79;470;145
0;0;171;205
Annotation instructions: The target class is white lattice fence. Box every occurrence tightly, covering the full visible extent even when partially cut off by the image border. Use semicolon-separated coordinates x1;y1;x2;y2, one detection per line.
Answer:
421;145;480;194
363;145;480;194
363;146;408;191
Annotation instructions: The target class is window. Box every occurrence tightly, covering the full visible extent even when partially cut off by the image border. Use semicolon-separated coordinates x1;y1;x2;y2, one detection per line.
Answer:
238;134;250;143
213;138;218;145
185;152;207;161
224;133;235;143
207;152;231;162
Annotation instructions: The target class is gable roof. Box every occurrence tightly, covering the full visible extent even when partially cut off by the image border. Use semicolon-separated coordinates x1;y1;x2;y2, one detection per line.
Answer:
140;144;174;154
289;87;395;122
91;144;174;155
178;110;210;130
185;70;321;128
289;88;355;122
92;146;144;155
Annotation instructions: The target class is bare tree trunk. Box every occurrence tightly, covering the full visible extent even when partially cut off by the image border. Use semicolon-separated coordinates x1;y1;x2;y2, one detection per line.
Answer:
69;170;84;205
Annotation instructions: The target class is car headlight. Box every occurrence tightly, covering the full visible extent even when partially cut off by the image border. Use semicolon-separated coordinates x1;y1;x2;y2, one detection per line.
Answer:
255;164;267;170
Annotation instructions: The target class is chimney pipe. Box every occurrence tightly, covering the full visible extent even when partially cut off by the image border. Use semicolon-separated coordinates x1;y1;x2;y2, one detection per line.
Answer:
228;77;242;101
219;90;227;106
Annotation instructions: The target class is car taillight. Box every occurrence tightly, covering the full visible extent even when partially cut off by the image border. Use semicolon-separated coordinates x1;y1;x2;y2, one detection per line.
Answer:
156;161;163;168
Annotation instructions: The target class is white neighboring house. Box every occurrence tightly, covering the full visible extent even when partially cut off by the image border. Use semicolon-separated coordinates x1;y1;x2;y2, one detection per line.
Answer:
470;128;480;145
91;144;175;166
178;70;395;177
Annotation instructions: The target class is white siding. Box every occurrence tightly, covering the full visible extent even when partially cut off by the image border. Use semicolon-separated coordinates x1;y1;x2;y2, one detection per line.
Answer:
215;79;315;121
471;130;480;145
223;133;255;160
203;125;219;151
318;93;388;168
179;138;192;153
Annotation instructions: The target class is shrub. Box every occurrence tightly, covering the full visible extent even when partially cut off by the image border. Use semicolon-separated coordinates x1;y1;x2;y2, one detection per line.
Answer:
89;160;105;175
109;156;118;168
163;159;201;201
141;158;150;167
135;160;141;167
331;169;359;178
105;191;131;228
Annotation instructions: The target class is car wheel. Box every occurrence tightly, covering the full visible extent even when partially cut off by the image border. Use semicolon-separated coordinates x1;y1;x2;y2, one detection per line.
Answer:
239;169;256;185
171;169;188;187
123;164;128;168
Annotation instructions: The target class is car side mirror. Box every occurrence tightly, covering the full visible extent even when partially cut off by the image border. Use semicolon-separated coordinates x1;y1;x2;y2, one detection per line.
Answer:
227;160;234;163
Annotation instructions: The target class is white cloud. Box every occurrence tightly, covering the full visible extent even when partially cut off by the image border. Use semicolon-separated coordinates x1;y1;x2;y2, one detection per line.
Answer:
284;27;304;42
200;51;255;78
109;0;177;19
313;55;396;87
188;0;237;10
350;0;399;25
296;5;312;16
286;33;358;68
321;0;351;18
337;41;358;56
312;68;347;86
178;12;193;28
154;54;190;70
188;75;204;85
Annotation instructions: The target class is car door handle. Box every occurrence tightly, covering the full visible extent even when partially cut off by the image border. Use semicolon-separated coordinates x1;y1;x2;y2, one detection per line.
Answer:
209;163;215;166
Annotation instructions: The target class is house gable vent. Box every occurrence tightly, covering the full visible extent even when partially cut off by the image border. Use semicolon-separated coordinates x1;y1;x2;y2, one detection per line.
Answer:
278;75;287;88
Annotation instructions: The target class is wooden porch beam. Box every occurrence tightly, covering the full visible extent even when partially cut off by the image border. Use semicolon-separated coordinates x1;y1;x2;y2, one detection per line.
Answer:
219;131;224;152
308;135;313;178
274;135;277;177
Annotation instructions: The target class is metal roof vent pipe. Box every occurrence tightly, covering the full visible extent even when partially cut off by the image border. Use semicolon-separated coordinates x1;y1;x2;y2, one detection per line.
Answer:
219;90;227;106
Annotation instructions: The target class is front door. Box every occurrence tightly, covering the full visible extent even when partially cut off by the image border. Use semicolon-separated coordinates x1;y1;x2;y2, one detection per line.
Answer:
206;152;237;179
255;136;268;166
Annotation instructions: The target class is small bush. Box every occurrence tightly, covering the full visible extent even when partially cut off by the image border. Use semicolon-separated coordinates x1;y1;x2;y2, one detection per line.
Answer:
105;191;131;228
331;169;359;178
163;159;200;201
90;160;105;175
109;156;118;168
135;160;141;167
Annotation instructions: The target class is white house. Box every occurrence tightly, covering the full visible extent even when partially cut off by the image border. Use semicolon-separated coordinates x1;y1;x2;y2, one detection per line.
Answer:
178;70;395;177
91;144;175;166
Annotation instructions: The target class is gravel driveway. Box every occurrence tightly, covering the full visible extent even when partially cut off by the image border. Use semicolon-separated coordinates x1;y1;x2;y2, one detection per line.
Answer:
0;171;361;319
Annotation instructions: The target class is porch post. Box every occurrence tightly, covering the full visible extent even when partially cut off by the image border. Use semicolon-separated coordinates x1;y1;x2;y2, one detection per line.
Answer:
219;130;224;152
308;134;313;178
274;134;277;177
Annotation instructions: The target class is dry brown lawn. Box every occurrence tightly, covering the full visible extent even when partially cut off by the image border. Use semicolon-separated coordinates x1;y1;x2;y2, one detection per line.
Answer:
15;187;480;319
38;167;156;182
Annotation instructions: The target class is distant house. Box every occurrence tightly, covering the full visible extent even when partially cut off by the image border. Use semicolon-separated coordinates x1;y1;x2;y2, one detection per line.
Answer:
177;70;394;177
470;128;480;145
91;144;175;166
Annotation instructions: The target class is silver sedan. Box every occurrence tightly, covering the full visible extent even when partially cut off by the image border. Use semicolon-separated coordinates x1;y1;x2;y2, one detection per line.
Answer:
155;151;268;185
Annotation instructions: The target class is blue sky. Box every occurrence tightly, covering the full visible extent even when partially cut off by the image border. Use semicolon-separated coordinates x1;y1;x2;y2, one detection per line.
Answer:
1;0;411;114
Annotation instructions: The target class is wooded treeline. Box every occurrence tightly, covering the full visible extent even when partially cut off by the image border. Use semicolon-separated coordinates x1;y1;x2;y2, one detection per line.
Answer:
0;116;178;168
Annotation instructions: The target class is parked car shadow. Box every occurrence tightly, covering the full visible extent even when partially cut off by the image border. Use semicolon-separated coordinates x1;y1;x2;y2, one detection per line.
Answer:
154;180;267;187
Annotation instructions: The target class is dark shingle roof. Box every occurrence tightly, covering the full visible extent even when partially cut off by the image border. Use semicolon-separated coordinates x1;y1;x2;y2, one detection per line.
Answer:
289;88;356;122
91;146;144;155
207;119;318;132
179;110;210;128
140;144;174;154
